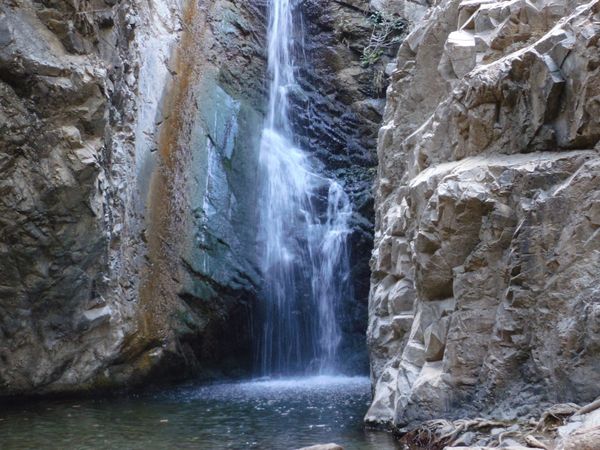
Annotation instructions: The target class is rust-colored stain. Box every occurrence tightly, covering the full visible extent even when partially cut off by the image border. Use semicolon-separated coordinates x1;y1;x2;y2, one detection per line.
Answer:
130;0;215;362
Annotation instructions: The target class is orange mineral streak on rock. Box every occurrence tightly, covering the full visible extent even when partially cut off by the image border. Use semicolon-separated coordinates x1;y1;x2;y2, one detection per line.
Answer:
130;0;208;366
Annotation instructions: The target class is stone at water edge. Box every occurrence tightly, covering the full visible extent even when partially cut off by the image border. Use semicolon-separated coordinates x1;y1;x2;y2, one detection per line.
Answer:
558;425;600;450
296;444;344;450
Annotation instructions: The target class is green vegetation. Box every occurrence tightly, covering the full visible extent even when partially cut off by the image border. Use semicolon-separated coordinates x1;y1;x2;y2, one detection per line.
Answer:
361;10;407;67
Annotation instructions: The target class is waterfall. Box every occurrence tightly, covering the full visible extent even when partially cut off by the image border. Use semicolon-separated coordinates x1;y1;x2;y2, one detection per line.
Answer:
255;0;354;376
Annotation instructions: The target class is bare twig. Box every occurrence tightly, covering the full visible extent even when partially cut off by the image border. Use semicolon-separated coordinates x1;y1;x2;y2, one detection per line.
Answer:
525;435;550;449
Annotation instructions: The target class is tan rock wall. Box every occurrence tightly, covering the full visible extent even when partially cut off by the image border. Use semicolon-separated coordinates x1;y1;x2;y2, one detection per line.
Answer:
0;0;266;395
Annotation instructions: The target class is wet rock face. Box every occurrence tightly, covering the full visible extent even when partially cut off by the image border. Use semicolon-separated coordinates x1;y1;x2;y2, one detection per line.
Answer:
368;0;600;429
0;0;267;395
292;0;404;373
138;0;268;381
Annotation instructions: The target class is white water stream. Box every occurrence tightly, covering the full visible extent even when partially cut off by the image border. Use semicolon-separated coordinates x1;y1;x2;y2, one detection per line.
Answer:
256;0;353;375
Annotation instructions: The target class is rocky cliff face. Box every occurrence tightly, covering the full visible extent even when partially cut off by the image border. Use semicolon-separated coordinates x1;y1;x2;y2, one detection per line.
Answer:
367;0;600;439
0;0;141;395
0;0;266;395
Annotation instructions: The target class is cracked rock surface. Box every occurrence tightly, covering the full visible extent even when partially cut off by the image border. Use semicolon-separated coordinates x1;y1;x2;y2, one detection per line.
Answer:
367;0;600;431
0;0;267;395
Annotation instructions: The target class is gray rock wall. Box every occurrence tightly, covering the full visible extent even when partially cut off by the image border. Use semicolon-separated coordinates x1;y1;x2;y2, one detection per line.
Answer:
0;0;266;395
0;0;141;395
367;0;600;430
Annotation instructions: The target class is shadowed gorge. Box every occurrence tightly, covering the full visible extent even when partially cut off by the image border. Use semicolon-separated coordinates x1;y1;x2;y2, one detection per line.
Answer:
0;0;599;449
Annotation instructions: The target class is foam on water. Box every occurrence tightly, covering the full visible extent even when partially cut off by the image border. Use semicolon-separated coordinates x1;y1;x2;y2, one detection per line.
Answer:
180;376;371;401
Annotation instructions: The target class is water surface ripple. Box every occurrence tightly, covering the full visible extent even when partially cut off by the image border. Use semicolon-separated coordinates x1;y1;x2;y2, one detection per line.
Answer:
0;376;401;450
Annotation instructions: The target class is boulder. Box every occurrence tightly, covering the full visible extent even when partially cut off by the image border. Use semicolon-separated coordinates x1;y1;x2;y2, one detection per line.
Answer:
297;444;344;450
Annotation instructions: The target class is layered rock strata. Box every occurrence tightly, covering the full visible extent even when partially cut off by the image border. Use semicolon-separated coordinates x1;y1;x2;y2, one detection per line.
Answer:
368;0;600;430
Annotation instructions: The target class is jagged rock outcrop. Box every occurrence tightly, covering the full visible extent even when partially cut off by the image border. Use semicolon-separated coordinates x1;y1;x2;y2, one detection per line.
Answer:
367;0;600;431
0;0;141;395
0;0;266;395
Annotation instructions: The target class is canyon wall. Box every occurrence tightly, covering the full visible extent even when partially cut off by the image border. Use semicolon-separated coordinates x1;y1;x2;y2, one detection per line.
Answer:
368;0;600;433
0;0;266;395
0;0;142;395
136;0;266;382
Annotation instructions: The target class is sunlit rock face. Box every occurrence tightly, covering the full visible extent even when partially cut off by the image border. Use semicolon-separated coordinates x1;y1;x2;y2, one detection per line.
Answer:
0;0;266;395
368;0;600;428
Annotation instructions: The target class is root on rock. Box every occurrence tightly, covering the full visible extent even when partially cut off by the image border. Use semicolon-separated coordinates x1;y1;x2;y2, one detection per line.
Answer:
574;397;600;417
535;404;580;432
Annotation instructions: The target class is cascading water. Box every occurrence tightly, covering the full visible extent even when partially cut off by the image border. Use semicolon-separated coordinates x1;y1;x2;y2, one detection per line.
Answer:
255;0;354;376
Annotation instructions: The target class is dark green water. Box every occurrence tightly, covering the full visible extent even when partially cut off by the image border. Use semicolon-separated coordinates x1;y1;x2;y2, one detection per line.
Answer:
0;376;401;450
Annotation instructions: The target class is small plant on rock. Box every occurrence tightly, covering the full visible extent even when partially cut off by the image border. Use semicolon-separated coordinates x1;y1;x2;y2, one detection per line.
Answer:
361;10;407;67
